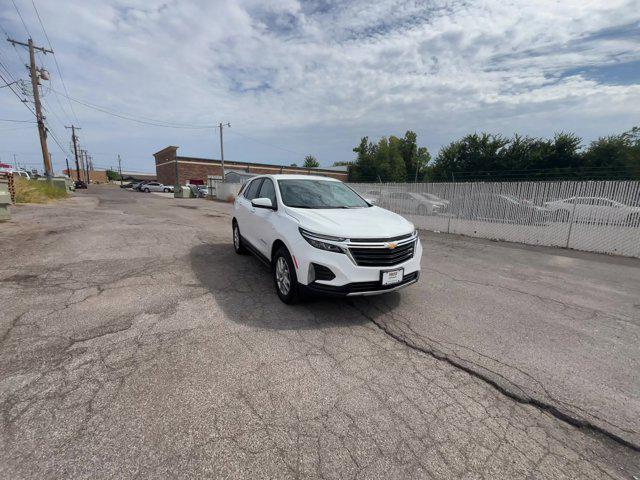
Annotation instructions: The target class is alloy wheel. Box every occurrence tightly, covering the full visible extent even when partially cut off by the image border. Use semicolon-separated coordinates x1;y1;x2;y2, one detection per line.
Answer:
233;226;240;250
275;256;291;295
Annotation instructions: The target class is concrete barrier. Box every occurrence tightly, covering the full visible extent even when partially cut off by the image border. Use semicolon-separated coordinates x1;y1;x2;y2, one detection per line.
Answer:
0;176;11;221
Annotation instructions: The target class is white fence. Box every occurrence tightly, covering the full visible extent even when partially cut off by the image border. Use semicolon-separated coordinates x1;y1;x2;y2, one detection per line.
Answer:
348;181;640;258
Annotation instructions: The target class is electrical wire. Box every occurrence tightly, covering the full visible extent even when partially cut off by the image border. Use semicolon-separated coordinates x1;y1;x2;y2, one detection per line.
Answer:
0;118;35;122
46;86;217;129
31;0;80;126
11;0;32;38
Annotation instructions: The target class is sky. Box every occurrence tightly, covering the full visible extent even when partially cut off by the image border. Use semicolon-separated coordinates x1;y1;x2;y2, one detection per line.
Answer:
0;0;639;174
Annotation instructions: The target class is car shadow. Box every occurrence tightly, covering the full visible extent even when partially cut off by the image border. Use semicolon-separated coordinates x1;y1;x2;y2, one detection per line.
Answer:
189;243;373;330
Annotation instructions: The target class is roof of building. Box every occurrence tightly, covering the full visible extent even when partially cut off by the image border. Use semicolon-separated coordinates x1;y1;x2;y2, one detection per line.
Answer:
249;174;342;181
174;155;347;175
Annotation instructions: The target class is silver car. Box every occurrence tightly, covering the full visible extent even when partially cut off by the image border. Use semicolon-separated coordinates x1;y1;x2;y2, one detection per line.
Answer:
141;182;174;193
544;197;640;225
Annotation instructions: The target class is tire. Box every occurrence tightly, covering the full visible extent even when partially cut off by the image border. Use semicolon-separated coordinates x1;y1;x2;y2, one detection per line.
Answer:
417;204;428;216
273;247;300;304
232;221;248;255
144;188;150;193
163;188;169;193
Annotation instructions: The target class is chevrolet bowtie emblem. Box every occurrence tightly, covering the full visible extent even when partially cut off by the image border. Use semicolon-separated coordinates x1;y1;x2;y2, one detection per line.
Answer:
386;242;397;249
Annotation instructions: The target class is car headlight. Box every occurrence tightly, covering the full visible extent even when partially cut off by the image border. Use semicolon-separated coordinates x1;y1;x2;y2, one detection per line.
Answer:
299;228;345;253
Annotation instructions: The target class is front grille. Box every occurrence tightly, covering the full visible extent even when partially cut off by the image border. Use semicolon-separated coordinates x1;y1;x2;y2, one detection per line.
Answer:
348;232;414;243
349;241;415;267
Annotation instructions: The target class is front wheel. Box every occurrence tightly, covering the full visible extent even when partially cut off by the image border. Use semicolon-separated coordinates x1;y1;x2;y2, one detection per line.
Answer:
144;188;150;193
273;247;300;304
163;188;169;192
232;222;248;255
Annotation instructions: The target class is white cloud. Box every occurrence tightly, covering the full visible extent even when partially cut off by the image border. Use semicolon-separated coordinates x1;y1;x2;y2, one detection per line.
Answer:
0;0;638;172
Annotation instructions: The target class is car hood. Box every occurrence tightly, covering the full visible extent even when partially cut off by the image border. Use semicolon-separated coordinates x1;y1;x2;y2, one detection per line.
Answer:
285;206;414;238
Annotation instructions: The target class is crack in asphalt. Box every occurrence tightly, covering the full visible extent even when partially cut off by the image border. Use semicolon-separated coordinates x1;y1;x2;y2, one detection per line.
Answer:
349;300;640;453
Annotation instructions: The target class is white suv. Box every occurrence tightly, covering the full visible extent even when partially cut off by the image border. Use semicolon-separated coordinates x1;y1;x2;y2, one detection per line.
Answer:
232;175;422;304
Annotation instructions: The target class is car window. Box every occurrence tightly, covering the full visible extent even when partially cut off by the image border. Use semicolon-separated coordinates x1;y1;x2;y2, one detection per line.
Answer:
244;178;263;200
278;179;369;209
257;178;277;206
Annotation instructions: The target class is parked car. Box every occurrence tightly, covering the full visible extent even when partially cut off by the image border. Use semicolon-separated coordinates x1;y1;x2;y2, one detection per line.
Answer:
448;193;551;224
134;180;151;191
74;180;87;189
543;197;640;225
233;175;421;304
380;191;447;215
197;186;210;197
141;182;174;193
120;182;134;189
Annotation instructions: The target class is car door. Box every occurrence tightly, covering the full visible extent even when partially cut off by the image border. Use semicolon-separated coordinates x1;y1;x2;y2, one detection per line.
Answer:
251;178;278;257
235;178;263;248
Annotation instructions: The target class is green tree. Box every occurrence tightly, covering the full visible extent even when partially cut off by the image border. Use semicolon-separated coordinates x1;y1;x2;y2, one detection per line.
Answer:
106;169;119;181
582;127;640;179
303;155;319;168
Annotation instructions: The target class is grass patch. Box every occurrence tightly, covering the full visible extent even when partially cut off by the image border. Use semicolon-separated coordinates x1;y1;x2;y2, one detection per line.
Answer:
14;178;68;204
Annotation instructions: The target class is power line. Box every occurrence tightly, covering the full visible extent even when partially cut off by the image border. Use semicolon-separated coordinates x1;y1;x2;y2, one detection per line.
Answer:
0;118;35;122
48;86;217;129
30;0;79;125
11;0;32;37
0;69;37;117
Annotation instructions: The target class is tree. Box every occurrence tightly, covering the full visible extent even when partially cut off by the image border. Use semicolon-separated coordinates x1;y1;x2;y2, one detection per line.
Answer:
105;169;119;181
303;155;319;168
350;132;429;182
289;163;298;167
582;127;640;179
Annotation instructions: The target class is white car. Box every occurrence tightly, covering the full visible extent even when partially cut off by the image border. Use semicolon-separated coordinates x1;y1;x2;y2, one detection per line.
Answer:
141;182;174;193
381;191;447;215
543;197;640;225
233;175;422;304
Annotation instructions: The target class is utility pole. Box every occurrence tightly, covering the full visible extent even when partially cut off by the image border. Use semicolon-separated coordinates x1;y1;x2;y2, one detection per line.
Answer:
65;125;81;181
7;38;54;177
81;150;89;183
218;122;230;182
118;154;123;185
65;158;70;178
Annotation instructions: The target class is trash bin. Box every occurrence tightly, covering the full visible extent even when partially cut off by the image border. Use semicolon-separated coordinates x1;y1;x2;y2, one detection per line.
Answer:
174;186;193;198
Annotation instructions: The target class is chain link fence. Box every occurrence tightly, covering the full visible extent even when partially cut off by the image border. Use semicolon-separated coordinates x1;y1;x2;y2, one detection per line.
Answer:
348;180;640;258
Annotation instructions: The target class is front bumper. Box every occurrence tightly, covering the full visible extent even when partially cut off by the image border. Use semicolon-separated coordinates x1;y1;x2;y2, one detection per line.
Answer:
291;234;423;296
304;271;420;296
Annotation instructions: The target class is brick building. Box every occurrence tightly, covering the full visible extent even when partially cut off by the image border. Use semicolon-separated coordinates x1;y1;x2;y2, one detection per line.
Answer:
154;146;349;186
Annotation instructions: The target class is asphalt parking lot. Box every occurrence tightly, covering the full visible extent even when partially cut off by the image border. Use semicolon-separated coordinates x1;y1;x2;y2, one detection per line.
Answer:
1;185;639;479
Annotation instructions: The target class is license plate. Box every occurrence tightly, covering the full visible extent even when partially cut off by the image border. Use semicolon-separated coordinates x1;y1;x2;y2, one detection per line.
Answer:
381;268;403;286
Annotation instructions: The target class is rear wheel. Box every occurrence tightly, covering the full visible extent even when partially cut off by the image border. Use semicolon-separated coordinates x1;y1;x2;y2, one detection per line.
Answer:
273;247;300;304
163;188;169;192
143;188;150;193
232;222;248;255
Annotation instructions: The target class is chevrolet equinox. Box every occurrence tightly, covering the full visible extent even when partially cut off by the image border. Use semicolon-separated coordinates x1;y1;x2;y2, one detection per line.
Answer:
232;175;422;304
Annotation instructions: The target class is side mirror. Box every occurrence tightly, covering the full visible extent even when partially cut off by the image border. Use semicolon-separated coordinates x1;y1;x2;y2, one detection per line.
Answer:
251;197;275;209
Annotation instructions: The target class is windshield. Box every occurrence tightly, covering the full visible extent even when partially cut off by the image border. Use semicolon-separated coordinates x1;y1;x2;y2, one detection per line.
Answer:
278;179;370;209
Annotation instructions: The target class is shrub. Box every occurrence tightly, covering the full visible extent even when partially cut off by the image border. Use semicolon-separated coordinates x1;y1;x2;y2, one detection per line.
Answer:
14;177;68;204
